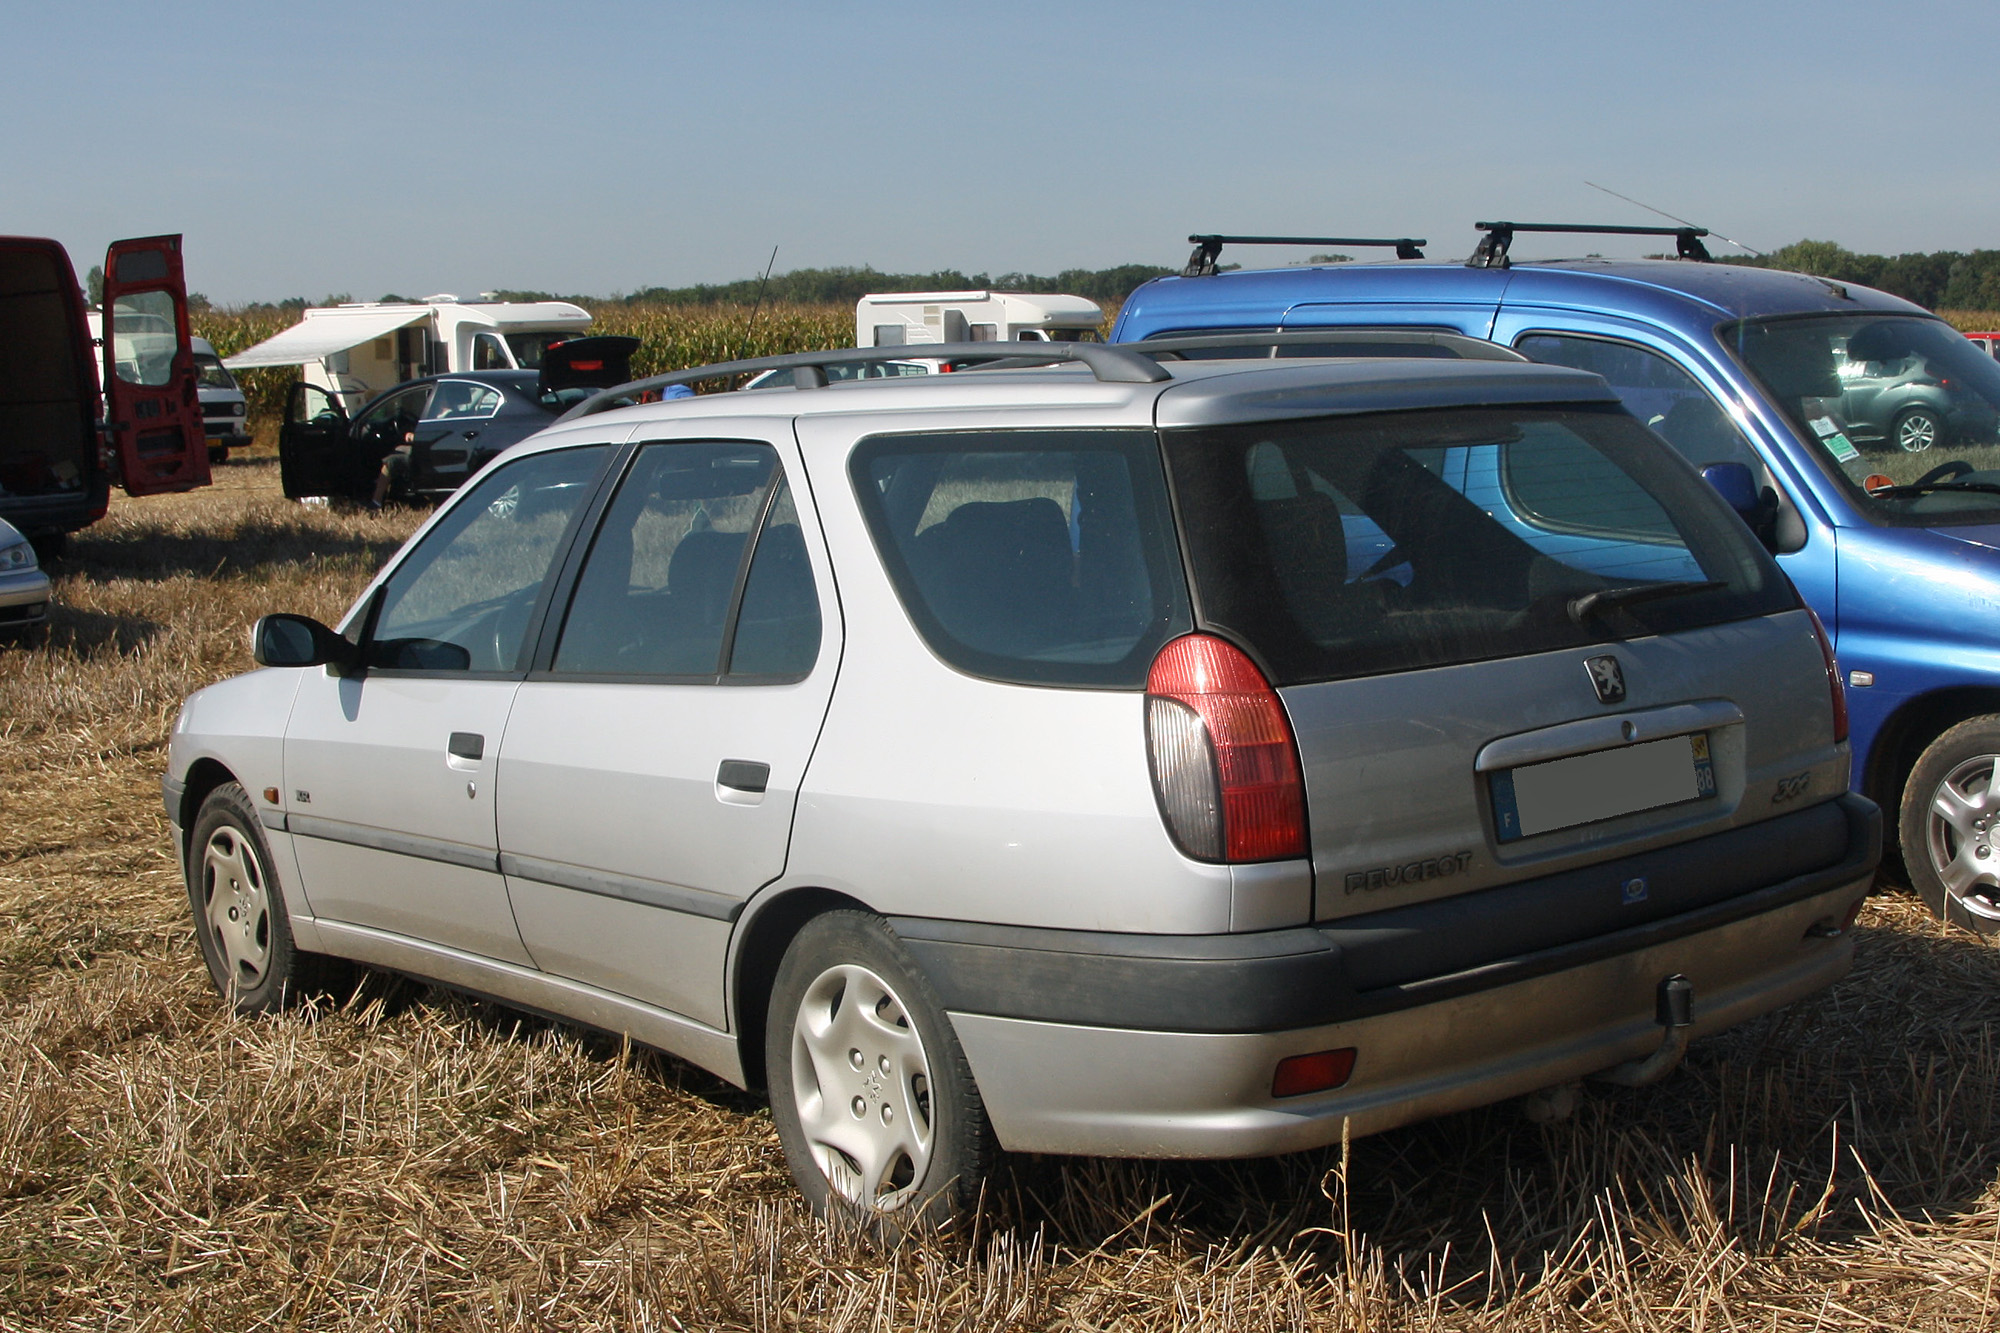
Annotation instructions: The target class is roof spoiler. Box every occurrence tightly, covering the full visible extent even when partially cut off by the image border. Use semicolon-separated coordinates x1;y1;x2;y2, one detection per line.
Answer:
1468;222;1713;269
1183;234;1427;277
556;341;1170;422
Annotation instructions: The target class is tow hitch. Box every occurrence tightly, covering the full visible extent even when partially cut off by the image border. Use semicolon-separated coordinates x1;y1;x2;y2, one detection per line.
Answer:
1591;974;1695;1088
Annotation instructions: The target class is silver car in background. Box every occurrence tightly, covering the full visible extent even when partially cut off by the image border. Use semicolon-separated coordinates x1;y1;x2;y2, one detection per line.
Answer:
164;341;1878;1226
0;517;50;635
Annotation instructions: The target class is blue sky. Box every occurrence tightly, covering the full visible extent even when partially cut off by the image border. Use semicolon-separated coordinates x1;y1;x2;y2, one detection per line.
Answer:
5;1;1996;304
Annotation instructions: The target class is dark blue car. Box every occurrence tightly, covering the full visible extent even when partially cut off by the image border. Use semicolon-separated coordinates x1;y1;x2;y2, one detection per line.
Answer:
1113;229;2000;933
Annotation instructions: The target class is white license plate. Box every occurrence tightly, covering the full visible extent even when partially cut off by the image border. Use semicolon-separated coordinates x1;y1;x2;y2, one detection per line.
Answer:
1490;733;1715;843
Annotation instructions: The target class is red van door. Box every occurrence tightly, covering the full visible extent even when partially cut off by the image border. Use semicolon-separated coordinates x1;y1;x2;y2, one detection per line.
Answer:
101;235;209;495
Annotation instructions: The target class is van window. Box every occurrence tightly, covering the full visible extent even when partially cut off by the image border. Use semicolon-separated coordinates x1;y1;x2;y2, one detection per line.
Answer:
193;353;236;390
1516;334;1759;471
852;430;1191;688
473;333;510;370
1163;407;1794;687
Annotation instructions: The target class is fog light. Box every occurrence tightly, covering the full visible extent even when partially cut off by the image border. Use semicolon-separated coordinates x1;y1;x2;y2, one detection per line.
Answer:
1272;1048;1356;1098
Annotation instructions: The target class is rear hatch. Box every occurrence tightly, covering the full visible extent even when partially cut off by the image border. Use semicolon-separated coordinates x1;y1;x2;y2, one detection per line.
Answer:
537;336;640;398
1157;373;1847;941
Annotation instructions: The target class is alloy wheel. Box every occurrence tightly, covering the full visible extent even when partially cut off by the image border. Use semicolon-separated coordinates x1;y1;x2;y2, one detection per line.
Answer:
1923;754;2000;925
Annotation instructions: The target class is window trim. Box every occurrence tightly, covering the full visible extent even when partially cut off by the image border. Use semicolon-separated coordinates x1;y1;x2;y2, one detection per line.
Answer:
525;437;824;687
357;441;619;682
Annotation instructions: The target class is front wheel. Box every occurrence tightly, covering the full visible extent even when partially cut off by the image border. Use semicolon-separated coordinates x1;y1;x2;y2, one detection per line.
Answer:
187;782;350;1010
1894;406;1942;453
764;911;994;1230
1898;718;2000;935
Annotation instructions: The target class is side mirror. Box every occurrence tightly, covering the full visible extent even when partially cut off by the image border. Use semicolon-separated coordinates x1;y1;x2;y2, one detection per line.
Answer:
1700;462;1761;519
252;613;361;675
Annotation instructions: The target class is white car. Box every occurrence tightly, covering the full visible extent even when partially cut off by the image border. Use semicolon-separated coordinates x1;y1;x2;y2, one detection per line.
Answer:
0;517;51;634
165;340;1876;1226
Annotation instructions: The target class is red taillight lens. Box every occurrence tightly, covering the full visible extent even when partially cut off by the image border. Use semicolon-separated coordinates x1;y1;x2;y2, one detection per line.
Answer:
1145;634;1307;862
1805;606;1848;743
1273;1048;1356;1098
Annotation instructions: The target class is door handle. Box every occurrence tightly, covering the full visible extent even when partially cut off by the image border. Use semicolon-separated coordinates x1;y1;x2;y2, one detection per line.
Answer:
717;759;770;793
448;731;485;761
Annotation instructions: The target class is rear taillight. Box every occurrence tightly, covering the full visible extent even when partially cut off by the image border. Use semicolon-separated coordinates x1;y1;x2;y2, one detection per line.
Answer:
1806;606;1848;743
1145;634;1307;862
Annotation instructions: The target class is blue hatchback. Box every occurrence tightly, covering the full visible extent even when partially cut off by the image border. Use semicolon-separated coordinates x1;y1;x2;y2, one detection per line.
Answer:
1114;233;2000;934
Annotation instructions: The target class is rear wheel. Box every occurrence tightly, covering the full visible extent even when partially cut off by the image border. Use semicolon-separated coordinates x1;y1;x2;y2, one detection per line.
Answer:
1899;718;2000;935
764;911;993;1230
187;782;350;1010
1894;406;1942;453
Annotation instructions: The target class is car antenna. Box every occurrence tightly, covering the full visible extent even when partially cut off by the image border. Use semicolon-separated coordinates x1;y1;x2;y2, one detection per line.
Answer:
1583;181;1764;257
742;244;780;350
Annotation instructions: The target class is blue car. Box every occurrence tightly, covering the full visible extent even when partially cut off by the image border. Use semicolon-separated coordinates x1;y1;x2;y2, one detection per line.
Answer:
1113;226;2000;934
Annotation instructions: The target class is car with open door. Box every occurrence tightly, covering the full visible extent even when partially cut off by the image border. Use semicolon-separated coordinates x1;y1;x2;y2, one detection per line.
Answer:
0;234;208;546
278;337;639;505
168;338;1876;1229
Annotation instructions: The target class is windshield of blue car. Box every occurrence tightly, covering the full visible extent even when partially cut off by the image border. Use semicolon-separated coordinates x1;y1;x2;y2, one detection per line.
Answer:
1724;314;2000;525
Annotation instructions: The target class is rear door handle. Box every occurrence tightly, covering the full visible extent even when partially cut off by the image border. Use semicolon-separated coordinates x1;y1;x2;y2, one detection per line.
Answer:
717;759;769;793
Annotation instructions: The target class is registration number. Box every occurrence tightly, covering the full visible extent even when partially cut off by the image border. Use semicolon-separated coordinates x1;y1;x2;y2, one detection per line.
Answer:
1490;732;1715;843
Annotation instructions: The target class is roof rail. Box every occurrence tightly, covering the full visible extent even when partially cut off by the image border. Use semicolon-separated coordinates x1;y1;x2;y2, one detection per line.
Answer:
1184;234;1427;277
1467;222;1713;269
556;341;1170;422
1131;329;1526;362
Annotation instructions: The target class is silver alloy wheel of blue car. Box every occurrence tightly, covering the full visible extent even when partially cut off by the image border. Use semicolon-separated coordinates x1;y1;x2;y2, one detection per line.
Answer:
789;961;936;1210
1923;752;2000;925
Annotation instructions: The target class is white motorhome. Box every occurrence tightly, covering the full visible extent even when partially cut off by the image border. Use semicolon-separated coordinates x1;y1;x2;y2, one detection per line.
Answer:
225;296;593;411
857;291;1103;347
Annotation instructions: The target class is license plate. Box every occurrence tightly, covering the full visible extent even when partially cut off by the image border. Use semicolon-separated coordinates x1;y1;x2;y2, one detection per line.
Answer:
1490;733;1714;843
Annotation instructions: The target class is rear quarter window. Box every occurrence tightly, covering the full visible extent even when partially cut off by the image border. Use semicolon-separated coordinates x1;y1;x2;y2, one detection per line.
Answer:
851;430;1192;687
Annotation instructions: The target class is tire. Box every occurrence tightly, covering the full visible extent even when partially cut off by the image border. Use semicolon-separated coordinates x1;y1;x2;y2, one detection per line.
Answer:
186;782;350;1010
1898;717;2000;935
764;911;994;1230
1894;406;1942;454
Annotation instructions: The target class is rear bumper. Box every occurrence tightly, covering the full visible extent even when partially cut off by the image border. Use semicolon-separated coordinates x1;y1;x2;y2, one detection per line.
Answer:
902;793;1878;1157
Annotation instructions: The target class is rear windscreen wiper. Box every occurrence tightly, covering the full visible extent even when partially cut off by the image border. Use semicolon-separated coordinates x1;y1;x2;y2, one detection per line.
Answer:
1865;480;2000;499
1569;580;1726;625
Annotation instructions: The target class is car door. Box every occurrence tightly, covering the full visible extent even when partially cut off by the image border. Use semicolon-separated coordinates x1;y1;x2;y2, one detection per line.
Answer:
101;235;209;496
409;379;506;494
495;431;838;1029
282;442;615;963
278;382;351;499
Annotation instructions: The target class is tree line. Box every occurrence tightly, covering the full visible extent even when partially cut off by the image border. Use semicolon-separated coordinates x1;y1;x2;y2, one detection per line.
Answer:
1724;241;2000;310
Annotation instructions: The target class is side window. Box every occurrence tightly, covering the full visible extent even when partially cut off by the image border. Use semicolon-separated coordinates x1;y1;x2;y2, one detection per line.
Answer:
552;442;819;680
424;381;503;421
1516;334;1759;470
369;445;609;672
852;430;1191;687
472;333;510;370
357;384;432;433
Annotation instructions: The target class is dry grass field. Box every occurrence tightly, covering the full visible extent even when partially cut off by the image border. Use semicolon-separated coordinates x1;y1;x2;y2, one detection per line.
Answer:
3;454;2000;1330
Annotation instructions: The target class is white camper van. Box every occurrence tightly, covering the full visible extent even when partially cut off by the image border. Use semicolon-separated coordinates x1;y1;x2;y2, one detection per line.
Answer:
857;291;1103;347
224;296;593;412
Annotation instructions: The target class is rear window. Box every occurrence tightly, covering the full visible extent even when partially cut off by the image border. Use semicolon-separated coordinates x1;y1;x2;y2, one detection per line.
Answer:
1163;406;1796;687
851;430;1192;687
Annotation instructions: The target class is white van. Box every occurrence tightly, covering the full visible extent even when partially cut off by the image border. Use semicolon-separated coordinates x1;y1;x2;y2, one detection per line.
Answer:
857;291;1103;347
225;297;594;413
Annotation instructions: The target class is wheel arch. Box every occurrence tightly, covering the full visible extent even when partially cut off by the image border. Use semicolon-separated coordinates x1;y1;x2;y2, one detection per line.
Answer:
177;757;241;870
729;885;871;1093
1862;686;2000;868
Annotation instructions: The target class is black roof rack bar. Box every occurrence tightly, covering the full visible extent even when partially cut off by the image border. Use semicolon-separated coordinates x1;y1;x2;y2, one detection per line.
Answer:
1185;233;1427;276
556;340;1170;421
1131;329;1526;363
1468;221;1713;268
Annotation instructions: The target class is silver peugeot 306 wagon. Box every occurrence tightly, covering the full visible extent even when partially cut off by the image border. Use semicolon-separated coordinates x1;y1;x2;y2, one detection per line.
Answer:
165;339;1879;1225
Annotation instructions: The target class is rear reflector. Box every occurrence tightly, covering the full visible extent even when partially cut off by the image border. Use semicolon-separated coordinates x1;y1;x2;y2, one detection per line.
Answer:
1805;607;1848;743
1273;1048;1356;1098
1145;634;1307;862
